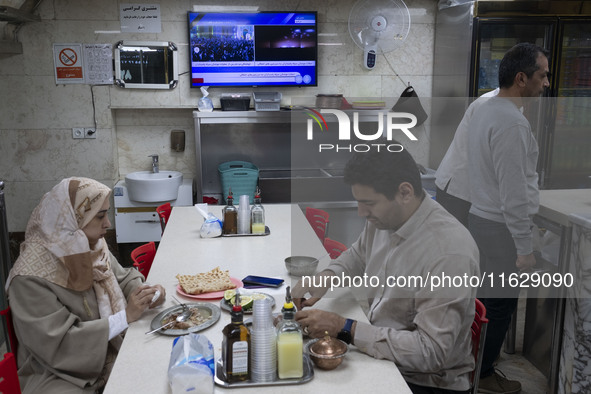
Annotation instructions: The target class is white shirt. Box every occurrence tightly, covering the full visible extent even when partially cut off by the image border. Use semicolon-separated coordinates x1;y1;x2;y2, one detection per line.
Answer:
435;88;499;201
328;196;480;391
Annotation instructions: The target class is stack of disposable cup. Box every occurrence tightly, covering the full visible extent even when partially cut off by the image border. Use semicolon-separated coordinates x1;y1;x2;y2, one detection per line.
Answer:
250;298;277;382
237;194;251;234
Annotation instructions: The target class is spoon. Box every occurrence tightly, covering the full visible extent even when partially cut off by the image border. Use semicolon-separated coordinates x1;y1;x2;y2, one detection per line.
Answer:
172;295;188;310
145;307;192;335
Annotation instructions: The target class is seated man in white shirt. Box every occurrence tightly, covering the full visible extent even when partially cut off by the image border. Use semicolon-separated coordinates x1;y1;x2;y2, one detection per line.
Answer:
293;145;480;394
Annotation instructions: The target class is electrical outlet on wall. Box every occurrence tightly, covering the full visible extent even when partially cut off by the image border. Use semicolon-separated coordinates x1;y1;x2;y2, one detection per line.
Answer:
84;128;97;139
72;127;85;139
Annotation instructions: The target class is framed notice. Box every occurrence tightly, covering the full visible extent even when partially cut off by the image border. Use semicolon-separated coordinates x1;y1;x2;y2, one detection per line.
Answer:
53;43;84;84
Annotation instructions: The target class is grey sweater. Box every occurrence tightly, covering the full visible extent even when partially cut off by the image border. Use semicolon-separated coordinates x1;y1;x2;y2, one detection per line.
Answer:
467;96;539;255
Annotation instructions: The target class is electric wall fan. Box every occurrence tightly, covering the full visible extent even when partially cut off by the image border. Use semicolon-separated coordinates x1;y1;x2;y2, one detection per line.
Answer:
348;0;411;69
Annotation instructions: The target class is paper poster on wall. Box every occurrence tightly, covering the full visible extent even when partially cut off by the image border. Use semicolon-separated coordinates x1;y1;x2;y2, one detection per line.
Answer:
120;4;162;33
53;43;84;84
54;43;114;85
83;43;113;85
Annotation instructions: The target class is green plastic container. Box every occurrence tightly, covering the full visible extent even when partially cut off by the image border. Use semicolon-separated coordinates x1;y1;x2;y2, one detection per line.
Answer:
218;161;259;204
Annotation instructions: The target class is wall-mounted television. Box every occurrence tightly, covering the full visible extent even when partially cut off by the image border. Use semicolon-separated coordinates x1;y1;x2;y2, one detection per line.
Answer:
188;11;318;87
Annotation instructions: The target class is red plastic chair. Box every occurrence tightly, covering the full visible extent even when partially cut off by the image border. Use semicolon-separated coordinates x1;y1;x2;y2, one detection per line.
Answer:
305;207;329;242
0;352;21;394
471;299;489;394
156;202;172;234
0;307;17;355
323;237;347;259
131;242;157;279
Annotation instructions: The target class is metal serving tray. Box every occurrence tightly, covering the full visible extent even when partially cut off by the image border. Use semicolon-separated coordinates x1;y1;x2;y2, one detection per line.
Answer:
221;226;270;237
214;355;314;388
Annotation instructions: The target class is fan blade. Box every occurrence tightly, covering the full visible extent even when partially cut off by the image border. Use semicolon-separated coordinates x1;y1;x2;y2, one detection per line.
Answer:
348;0;411;54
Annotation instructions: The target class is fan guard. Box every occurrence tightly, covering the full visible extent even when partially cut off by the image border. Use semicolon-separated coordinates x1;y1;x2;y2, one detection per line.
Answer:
348;0;411;68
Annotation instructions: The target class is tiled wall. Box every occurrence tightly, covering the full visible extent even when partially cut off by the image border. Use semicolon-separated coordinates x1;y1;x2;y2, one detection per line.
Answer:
0;0;437;232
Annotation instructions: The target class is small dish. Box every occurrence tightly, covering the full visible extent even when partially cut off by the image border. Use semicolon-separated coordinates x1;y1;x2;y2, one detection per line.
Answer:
150;302;220;336
285;256;319;276
219;292;275;314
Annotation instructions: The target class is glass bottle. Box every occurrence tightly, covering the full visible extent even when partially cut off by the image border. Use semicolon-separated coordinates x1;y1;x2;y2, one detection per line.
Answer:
222;188;238;235
276;286;303;379
251;187;265;234
222;297;251;382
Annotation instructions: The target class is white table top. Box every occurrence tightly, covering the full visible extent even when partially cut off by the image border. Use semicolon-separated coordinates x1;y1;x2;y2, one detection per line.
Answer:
539;189;591;227
103;204;411;394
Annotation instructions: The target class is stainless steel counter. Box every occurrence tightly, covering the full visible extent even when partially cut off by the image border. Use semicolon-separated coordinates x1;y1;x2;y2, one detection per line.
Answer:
524;189;591;394
192;110;414;204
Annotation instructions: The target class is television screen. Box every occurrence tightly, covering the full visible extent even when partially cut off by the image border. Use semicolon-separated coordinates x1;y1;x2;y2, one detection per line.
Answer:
188;11;318;87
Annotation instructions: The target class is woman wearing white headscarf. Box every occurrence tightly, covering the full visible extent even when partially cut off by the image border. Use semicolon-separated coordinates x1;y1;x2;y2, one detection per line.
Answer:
6;177;166;393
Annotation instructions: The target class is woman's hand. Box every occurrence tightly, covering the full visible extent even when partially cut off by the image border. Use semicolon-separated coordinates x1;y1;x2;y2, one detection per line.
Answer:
149;284;166;308
125;286;158;323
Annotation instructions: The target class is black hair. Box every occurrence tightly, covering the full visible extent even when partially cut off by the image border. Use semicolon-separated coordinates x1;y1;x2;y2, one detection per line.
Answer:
498;42;550;89
343;142;423;200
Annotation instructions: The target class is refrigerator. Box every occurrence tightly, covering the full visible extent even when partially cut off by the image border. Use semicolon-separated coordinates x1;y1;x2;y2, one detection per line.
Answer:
431;0;591;190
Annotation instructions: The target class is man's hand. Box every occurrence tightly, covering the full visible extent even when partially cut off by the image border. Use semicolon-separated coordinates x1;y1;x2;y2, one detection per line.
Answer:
516;253;536;272
291;270;333;310
295;309;347;339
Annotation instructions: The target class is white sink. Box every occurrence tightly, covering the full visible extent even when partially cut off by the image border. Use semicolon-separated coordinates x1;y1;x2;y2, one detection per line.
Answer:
125;171;183;202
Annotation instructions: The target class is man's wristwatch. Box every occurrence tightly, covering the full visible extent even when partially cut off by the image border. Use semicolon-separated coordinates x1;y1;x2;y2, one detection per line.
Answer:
337;318;355;344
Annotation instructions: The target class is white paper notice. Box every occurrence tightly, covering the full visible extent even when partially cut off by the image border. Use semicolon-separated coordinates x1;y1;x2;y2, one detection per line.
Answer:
120;4;162;33
83;44;113;85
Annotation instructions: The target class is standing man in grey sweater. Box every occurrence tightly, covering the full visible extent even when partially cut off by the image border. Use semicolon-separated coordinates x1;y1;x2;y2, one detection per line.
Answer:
467;42;550;394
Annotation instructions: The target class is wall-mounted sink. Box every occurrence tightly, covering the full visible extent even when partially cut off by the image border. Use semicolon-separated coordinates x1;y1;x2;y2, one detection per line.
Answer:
125;171;183;202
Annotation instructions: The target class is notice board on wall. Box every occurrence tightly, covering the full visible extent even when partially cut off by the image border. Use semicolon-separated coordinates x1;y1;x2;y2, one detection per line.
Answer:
53;43;113;85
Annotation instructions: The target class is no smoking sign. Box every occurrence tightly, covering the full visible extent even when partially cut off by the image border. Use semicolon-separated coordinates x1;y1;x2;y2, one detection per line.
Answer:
59;48;78;66
53;43;84;83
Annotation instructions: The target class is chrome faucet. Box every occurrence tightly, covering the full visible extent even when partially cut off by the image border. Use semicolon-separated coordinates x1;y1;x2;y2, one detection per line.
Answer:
149;154;159;173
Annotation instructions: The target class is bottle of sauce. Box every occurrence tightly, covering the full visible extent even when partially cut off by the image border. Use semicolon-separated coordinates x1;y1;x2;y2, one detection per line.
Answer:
251;187;265;234
222;188;238;235
276;286;303;379
222;294;251;382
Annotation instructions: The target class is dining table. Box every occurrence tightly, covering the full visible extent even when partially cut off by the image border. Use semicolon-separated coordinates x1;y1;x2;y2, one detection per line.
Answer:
103;203;412;394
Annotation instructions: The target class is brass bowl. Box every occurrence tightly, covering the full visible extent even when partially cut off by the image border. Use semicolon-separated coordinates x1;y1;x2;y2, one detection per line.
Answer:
305;335;348;370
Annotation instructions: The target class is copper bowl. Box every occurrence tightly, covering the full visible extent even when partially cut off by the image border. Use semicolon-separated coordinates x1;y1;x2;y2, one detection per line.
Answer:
305;334;348;370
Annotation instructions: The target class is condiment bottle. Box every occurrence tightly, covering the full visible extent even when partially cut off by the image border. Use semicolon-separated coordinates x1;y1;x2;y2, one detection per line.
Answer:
222;294;251;382
222;188;238;235
276;286;303;379
251;187;265;234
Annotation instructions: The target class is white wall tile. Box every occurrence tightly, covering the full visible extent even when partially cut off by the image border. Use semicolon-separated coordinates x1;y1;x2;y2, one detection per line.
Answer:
0;0;438;231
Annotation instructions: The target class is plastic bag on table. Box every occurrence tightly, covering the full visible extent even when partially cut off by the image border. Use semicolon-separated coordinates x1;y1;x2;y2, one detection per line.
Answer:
195;203;222;238
168;334;215;394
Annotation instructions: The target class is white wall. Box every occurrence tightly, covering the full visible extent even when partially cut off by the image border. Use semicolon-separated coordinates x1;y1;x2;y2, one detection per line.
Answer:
0;0;437;231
